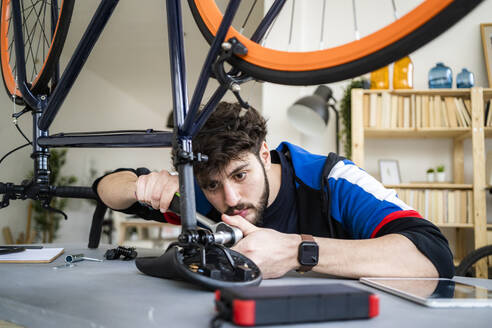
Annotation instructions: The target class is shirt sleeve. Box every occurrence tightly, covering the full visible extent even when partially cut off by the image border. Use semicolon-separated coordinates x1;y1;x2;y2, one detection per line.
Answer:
327;159;421;239
91;167;169;222
375;217;455;278
92;168;219;224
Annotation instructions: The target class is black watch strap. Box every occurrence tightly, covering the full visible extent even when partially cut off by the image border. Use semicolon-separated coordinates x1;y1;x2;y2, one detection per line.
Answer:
298;234;317;273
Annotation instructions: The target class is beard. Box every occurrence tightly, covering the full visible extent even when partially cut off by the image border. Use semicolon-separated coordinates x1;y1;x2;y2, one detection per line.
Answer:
224;156;269;226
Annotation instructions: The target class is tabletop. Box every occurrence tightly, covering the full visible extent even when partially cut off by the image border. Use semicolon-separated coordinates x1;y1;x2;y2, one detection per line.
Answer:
0;244;491;328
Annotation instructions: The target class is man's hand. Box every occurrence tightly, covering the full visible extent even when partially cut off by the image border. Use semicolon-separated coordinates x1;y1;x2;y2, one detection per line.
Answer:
222;214;301;279
135;170;179;213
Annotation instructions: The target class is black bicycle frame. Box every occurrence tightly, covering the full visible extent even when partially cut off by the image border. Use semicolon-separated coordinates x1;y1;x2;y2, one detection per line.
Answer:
9;0;247;233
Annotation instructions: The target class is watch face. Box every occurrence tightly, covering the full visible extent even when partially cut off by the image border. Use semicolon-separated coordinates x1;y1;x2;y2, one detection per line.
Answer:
299;242;318;266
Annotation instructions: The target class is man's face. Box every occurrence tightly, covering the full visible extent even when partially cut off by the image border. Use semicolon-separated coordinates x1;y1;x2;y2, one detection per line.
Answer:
201;152;269;225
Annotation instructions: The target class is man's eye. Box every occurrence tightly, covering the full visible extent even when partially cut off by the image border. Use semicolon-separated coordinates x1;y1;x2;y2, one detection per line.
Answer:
235;172;246;181
206;182;218;191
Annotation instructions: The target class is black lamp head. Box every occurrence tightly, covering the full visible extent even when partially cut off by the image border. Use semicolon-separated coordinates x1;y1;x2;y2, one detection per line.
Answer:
287;85;333;136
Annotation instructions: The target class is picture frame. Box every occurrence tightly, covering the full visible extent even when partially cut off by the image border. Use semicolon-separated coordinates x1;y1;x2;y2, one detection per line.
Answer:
481;23;492;88
379;159;401;185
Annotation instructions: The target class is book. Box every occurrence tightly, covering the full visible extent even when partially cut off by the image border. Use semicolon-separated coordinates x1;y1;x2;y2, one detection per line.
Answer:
444;97;458;128
398;96;404;128
363;94;370;127
447;190;455;224
422;95;429;128
390;95;398;128
441;98;450;127
442;190;448;224
461;99;471;126
455;191;461;223
0;247;64;263
376;94;382;128
466;191;473;224
460;190;467;224
424;189;430;221
485;100;492;126
411;95;416;128
381;92;391;128
463;99;473;123
433;96;442;127
369;93;378;127
428;96;435;127
418;190;425;215
455;98;468;127
436;190;443;224
403;97;410;128
415;96;422;128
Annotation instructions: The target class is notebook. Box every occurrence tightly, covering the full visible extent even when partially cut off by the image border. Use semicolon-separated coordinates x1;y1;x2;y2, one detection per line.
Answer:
0;248;64;263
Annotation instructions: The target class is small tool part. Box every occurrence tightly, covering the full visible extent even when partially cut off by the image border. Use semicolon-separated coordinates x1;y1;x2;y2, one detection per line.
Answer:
53;263;76;270
104;246;137;261
168;194;243;247
65;253;103;263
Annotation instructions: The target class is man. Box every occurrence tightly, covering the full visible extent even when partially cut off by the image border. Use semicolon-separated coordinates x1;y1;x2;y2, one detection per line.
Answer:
94;102;454;279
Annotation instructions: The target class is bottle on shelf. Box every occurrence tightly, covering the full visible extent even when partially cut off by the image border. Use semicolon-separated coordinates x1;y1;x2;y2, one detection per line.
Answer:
428;62;452;88
393;56;414;89
456;68;475;88
370;65;389;89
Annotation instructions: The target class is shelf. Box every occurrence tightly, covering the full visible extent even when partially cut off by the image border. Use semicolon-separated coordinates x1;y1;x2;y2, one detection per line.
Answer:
365;128;470;139
353;88;490;277
362;88;492;98
361;89;475;97
386;183;473;190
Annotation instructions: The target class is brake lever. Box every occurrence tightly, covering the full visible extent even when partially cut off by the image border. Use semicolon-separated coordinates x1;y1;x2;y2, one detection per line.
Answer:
42;201;68;220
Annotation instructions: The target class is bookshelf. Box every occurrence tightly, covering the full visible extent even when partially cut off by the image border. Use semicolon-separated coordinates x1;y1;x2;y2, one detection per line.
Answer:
351;87;492;278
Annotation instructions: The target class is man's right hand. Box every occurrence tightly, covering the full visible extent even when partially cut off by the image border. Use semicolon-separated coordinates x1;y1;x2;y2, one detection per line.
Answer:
135;170;179;213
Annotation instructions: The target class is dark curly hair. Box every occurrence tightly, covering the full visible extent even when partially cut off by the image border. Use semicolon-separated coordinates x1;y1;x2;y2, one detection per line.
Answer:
189;102;268;185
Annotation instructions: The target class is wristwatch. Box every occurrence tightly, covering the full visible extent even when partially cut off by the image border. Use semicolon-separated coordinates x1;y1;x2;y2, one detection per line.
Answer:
297;234;319;272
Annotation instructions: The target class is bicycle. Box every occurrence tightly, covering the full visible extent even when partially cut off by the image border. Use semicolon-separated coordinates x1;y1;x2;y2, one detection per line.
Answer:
456;245;492;279
0;0;483;289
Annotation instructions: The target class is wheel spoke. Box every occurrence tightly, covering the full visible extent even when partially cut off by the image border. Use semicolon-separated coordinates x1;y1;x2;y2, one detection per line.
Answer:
239;0;257;34
23;1;40;78
288;0;295;47
32;0;48;81
30;0;50;46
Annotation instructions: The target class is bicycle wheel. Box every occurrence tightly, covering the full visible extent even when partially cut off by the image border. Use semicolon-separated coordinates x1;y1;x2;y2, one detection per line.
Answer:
456;245;492;279
0;0;74;102
188;0;482;85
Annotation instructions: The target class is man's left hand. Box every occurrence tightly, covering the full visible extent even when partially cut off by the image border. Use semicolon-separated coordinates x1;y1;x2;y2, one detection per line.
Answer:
222;214;301;279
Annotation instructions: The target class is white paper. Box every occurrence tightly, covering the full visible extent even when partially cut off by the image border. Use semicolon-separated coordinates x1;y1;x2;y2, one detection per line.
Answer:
0;248;64;263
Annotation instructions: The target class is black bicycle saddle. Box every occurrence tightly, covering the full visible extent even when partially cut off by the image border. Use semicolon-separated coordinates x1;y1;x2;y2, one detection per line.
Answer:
135;243;262;290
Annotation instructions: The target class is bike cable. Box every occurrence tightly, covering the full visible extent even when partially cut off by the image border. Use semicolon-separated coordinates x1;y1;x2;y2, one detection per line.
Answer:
0;143;30;165
14;123;32;145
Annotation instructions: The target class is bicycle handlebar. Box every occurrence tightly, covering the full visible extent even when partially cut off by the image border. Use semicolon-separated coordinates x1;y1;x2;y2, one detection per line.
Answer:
0;182;96;200
53;186;96;199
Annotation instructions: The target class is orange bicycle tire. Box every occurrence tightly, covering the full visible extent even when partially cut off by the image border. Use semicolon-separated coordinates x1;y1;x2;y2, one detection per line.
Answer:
188;0;483;85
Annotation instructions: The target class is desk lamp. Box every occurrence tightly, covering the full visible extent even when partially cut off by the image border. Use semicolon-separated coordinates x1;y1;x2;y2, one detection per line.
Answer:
287;85;340;154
